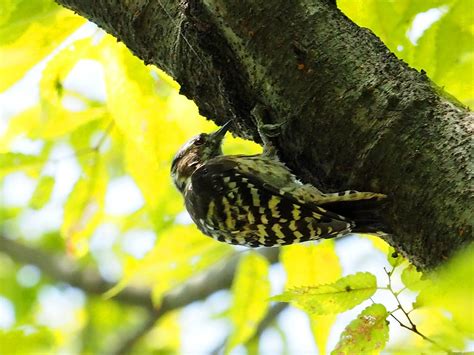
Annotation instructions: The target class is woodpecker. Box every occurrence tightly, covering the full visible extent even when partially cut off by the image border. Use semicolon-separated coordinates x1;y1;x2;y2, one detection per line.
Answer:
171;119;387;247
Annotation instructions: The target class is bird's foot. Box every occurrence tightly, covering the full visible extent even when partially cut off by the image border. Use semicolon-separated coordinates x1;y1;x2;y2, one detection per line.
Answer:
251;104;286;158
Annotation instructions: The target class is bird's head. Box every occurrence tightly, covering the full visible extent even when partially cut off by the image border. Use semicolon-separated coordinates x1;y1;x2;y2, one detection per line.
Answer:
171;121;230;193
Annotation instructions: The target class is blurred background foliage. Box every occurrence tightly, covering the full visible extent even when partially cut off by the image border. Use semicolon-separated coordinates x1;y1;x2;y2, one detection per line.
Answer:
0;0;472;354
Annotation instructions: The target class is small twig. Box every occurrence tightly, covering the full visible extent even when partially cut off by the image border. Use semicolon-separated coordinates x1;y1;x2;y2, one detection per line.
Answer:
249;302;288;342
389;313;449;352
210;302;289;355
385;266;450;353
92;120;114;152
394;286;407;296
392;288;416;329
111;308;163;355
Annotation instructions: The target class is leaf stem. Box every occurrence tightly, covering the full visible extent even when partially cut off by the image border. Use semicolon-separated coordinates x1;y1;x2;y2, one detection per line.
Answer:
384;267;450;353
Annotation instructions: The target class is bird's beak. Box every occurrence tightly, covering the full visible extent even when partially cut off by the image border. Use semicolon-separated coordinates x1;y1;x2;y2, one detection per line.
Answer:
210;121;231;141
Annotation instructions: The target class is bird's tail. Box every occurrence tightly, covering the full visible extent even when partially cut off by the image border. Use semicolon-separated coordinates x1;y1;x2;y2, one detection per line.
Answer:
318;195;390;235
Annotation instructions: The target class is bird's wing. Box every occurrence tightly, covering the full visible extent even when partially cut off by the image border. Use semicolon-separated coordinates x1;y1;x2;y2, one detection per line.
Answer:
188;156;353;247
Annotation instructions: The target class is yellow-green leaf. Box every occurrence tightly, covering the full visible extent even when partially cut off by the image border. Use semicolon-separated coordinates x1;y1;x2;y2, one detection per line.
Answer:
104;225;232;303
405;308;467;350
0;326;55;354
0;107;41;152
29;175;55;209
152;311;181;353
387;246;404;267
0;153;42;178
414;0;474;105
331;303;389;355
281;240;342;288
281;241;342;354
272;272;377;315
99;36;213;224
61;160;107;256
38;38;107;139
310;315;336;355
401;264;429;292
416;244;474;334
227;252;270;352
0;0;85;92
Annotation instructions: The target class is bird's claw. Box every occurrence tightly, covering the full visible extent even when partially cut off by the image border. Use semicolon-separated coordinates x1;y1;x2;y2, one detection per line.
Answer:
251;104;286;157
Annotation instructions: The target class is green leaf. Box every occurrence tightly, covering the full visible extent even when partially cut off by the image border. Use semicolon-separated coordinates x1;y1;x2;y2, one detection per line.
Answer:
97;37;220;228
332;304;389;355
337;0;441;57
61;160;107;256
38;38;107;139
0;0;57;44
272;272;377;315
423;1;473;104
281;241;342;353
310;315;337;355
0;153;43;178
401;264;429;292
104;225;232;302
281;240;342;288
416;244;474;334
0;326;55;354
227;252;270;352
0;0;85;92
0;107;41;152
339;0;473;106
29;175;55;209
387;247;404;267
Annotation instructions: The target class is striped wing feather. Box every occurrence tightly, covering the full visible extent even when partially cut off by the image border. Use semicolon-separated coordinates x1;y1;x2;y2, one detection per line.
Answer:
187;157;353;247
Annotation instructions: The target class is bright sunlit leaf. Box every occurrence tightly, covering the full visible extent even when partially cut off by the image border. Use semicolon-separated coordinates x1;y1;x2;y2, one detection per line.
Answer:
29;174;55;209
38;38;107;139
338;0;472;105
282;240;342;287
272;272;377;315
0;107;41;152
401;264;429;292
281;241;342;353
227;252;270;352
0;326;55;354
61;159;107;256
0;153;43;178
104;224;232;303
98;37;211;225
416;245;474;335
387;247;405;267
0;0;85;92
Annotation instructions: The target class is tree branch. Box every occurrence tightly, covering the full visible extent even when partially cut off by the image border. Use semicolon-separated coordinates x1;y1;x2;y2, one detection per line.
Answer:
55;0;473;270
0;234;280;352
0;234;153;309
210;302;289;355
249;302;289;342
111;308;162;355
108;249;280;353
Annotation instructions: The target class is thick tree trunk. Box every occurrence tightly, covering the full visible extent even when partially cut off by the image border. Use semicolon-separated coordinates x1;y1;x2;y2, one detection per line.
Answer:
56;0;473;270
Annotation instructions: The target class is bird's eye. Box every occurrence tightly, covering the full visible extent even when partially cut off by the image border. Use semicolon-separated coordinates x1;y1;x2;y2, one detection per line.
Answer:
195;134;206;145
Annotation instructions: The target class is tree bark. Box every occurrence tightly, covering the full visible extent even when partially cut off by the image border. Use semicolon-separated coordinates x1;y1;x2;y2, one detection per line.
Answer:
56;0;473;270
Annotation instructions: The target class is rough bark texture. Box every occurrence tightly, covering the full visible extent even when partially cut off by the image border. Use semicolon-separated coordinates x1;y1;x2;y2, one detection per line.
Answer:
56;0;473;270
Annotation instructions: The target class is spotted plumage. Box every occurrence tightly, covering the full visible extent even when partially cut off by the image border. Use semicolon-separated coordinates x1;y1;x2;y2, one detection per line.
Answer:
171;121;387;247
